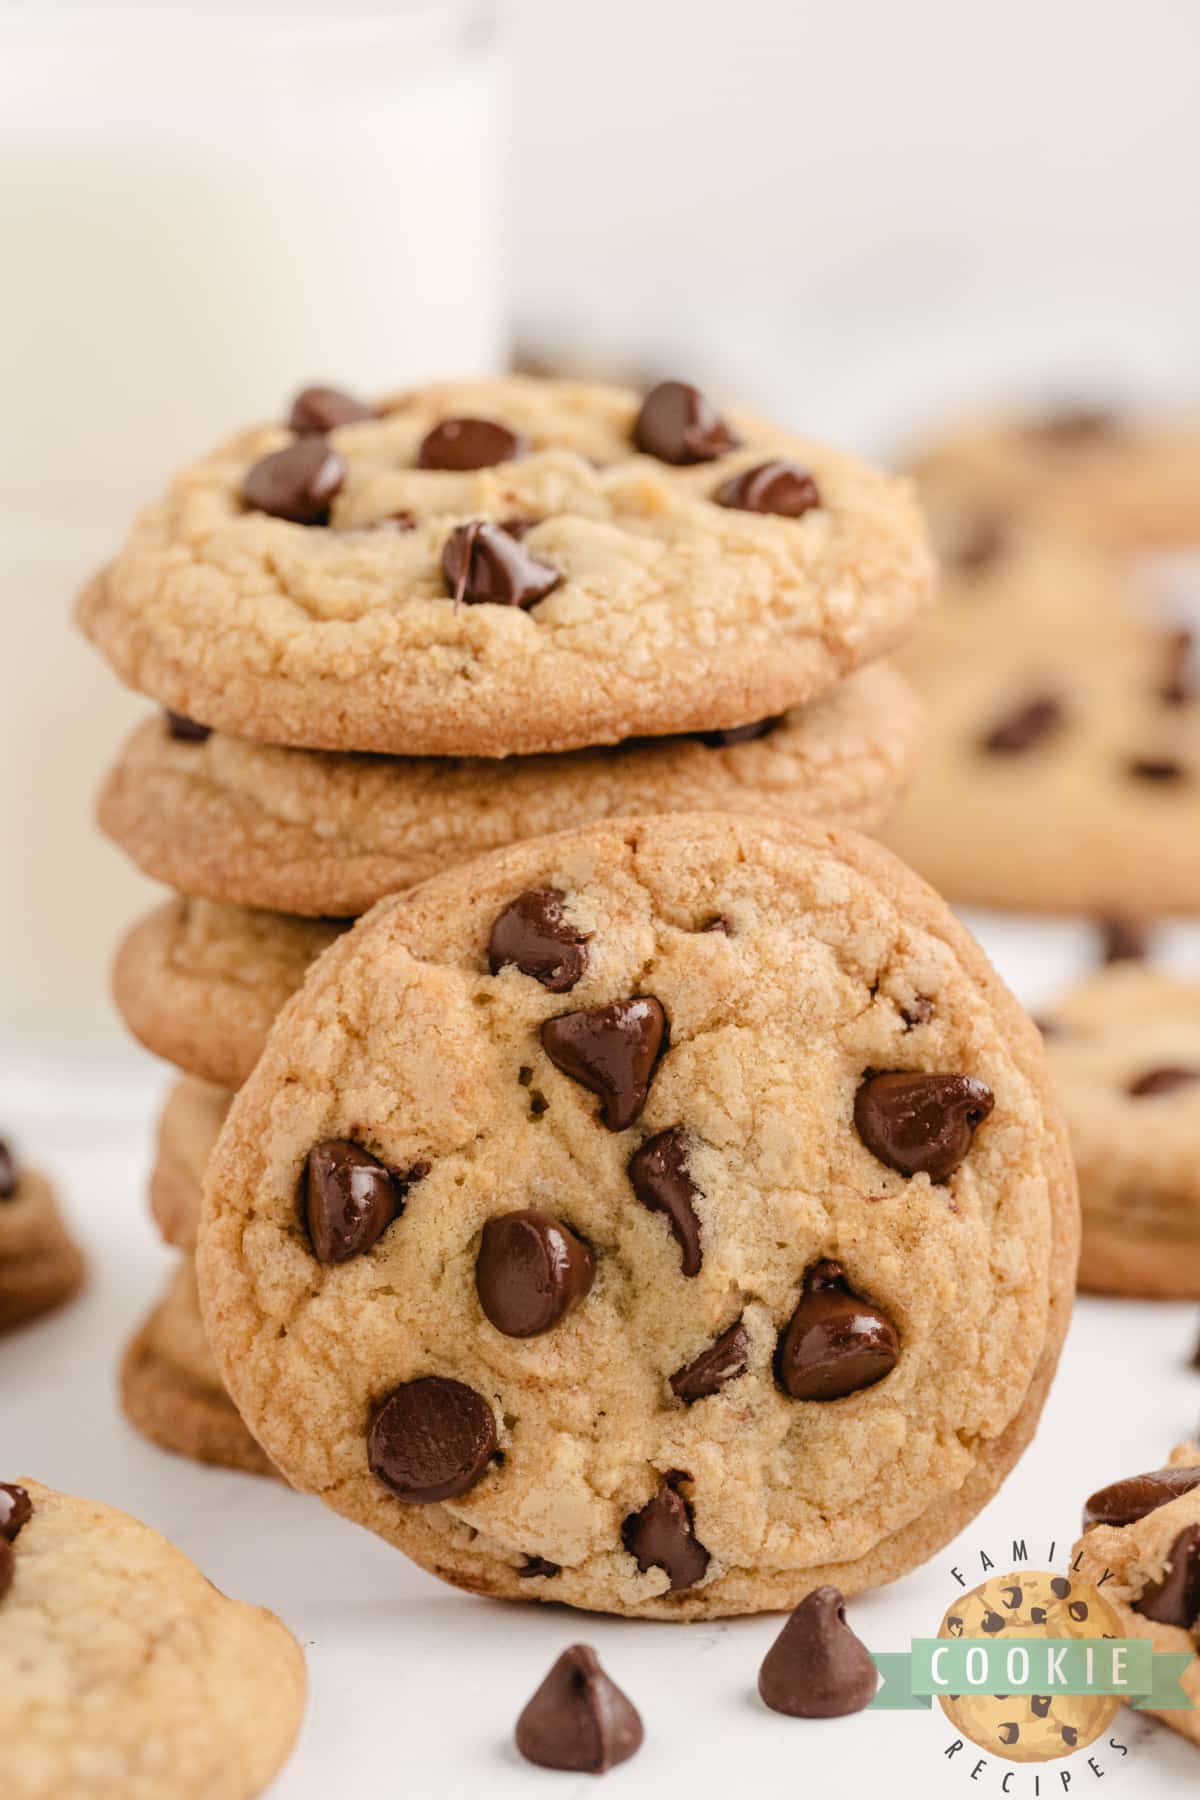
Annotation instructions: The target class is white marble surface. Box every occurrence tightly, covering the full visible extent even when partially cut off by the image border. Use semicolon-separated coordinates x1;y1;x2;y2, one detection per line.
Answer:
3;911;1200;1798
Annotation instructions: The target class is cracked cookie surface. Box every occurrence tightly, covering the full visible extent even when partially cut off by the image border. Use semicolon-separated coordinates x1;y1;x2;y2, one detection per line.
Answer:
198;813;1075;1618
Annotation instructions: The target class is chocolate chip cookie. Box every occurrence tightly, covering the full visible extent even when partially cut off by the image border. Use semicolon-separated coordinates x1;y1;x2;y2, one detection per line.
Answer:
77;376;934;757
1039;964;1200;1296
98;663;924;918
0;1478;303;1796
0;1145;84;1331
150;1078;231;1250
1074;1442;1200;1748
197;812;1076;1619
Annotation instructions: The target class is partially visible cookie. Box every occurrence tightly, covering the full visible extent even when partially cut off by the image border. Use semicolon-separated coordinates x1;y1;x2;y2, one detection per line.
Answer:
1074;1441;1200;1747
0;1146;84;1331
112;898;345;1087
198;812;1076;1620
0;1477;303;1796
151;1079;232;1250
77;375;934;757
98;663;925;918
121;1259;278;1479
1040;965;1200;1297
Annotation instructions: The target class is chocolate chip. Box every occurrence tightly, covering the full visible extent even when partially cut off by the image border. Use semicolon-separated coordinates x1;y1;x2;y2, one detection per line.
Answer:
1082;1464;1200;1529
1067;1600;1089;1622
442;521;560;609
669;1320;750;1404
288;385;375;435
0;1484;31;1541
242;438;345;525
515;1644;644;1774
164;710;212;743
758;1586;877;1717
518;1555;561;1579
952;514;1009;574
694;716;784;748
1098;915;1149;964
1050;1577;1071;1599
1127;1066;1200;1098
1134;1525;1200;1628
776;1260;899;1402
702;914;732;935
981;695;1065;754
622;1472;709;1590
632;380;740;465
488;888;588;993
901;996;935;1029
1129;755;1188;783
0;1539;11;1602
854;1071;995;1181
628;1127;703;1274
368;1377;496;1504
476;1210;595;1339
1002;1585;1023;1609
714;460;821;518
1029;1608;1047;1625
1031;1694;1052;1718
541;997;667;1132
303;1140;420;1264
1028;407;1119;445
1161;630;1196;707
417;417;525;471
0;1141;16;1201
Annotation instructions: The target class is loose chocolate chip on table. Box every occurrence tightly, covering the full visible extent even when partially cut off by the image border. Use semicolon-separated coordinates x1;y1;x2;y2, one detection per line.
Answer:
541;997;667;1132
1134;1524;1200;1628
758;1586;878;1717
368;1376;496;1504
855;1071;995;1181
622;1472;709;1591
0;1140;16;1200
631;379;740;465
241;438;345;525
628;1127;703;1275
515;1644;644;1774
1127;1066;1200;1098
981;695;1064;754
0;1484;31;1541
1128;755;1188;783
304;1140;423;1264
1082;1464;1200;1530
488;888;589;992
164;710;212;743
714;460;821;518
693;716;784;748
518;1555;561;1580
0;1538;11;1603
776;1260;899;1402
442;521;560;609
417;417;525;471
670;1320;750;1404
476;1210;595;1338
288;384;376;435
1098;915;1149;964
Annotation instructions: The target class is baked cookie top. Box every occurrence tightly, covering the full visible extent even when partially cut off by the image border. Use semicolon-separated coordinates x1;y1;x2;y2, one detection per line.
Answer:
0;1479;304;1799
98;664;924;917
198;813;1075;1619
77;376;935;757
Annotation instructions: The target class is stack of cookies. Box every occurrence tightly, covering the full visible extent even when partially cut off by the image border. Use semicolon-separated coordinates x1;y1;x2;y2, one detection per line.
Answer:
78;374;937;1477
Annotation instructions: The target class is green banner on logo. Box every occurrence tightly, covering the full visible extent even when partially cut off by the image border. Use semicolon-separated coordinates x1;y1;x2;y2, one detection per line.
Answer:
869;1640;1192;1712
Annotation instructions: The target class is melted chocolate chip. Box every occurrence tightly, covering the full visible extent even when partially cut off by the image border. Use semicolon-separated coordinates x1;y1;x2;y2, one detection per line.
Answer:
1082;1463;1200;1530
1127;1066;1200;1098
164;710;212;743
515;1644;644;1774
632;380;740;465
758;1586;877;1717
304;1140;422;1264
288;385;375;435
518;1555;561;1579
442;521;560;608
714;460;821;518
368;1377;497;1504
488;889;588;992
628;1127;703;1274
694;716;784;748
241;438;345;525
669;1320;750;1404
854;1071;995;1181
0;1141;16;1201
1099;915;1149;964
417;417;525;471
1134;1525;1200;1628
476;1210;595;1338
1129;755;1188;783
776;1260;899;1402
0;1485;31;1541
981;695;1065;754
541;997;667;1132
622;1473;709;1591
901;996;935;1030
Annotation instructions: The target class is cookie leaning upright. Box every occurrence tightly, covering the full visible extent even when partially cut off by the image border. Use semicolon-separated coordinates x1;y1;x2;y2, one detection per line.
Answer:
197;812;1077;1620
77;377;935;756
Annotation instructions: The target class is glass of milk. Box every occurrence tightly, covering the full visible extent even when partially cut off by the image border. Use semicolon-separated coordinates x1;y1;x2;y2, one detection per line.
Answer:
0;1;505;1052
